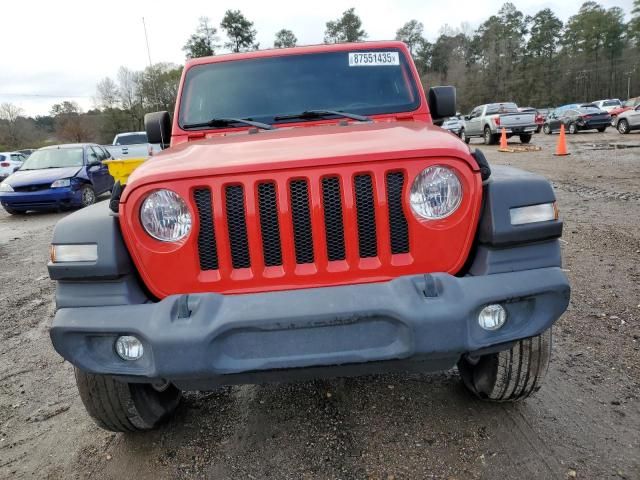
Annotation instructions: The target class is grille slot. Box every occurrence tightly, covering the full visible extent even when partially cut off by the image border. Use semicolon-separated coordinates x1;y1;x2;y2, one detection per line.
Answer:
354;174;377;258
225;185;251;269
257;182;283;266
386;172;410;254
289;179;314;264
193;188;219;270
322;177;346;261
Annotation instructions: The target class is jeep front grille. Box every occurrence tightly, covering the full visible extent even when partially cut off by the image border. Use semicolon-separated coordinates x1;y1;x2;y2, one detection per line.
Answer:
193;171;410;274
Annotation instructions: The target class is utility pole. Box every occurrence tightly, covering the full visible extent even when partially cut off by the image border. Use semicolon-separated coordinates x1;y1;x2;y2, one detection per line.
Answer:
142;17;161;108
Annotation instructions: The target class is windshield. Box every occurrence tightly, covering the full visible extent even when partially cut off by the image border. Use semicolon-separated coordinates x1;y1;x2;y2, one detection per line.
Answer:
115;133;147;145
20;148;84;170
179;49;420;127
0;154;5;162
603;100;620;107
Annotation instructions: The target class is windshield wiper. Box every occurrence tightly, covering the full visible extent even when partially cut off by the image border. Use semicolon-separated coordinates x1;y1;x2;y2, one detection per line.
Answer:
273;110;371;122
183;117;274;130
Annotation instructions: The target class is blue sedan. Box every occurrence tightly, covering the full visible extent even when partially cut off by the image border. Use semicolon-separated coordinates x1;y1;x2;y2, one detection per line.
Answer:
0;144;115;215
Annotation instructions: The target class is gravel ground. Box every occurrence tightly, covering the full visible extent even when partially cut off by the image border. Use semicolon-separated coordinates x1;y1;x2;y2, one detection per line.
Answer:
0;130;639;479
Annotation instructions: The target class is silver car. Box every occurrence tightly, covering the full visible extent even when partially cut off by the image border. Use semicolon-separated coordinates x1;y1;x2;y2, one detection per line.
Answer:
441;116;463;136
614;105;640;134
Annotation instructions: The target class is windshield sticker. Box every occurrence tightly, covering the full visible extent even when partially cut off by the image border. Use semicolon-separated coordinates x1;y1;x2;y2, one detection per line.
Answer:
348;52;399;67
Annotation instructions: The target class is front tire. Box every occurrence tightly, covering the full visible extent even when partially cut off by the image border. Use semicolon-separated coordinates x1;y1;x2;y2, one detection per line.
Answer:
617;119;630;134
3;206;26;215
543;124;551;135
568;122;578;134
79;185;96;208
597;127;607;133
75;368;181;432
519;134;532;144
458;328;552;402
460;129;470;144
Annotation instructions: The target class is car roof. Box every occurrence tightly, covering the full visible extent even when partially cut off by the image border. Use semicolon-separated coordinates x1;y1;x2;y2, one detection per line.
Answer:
38;143;97;150
0;151;22;155
115;131;146;136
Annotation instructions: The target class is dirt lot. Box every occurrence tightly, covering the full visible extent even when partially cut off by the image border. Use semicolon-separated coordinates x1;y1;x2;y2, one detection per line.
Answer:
1;130;639;479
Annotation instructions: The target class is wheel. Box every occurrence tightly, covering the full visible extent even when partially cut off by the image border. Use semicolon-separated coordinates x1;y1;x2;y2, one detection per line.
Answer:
3;206;26;215
519;134;532;144
458;328;552;402
543;124;551;135
80;185;96;208
568;123;578;134
597;127;607;133
483;126;497;145
74;368;181;432
460;129;470;144
610;116;616;127
617;119;630;134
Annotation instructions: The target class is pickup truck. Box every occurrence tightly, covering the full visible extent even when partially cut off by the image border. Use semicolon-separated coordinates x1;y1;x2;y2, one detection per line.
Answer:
47;41;569;432
104;131;161;159
460;102;538;145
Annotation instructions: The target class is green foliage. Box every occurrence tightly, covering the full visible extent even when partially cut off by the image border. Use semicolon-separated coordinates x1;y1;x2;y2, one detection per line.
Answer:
274;29;297;48
396;20;425;56
183;17;219;59
220;10;259;53
631;0;640;45
324;8;367;43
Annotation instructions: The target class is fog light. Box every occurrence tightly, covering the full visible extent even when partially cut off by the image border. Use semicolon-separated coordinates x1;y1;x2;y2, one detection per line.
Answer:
115;335;144;361
478;304;507;331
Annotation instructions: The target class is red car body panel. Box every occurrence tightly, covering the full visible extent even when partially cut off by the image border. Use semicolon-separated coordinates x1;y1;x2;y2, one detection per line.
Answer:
119;42;483;299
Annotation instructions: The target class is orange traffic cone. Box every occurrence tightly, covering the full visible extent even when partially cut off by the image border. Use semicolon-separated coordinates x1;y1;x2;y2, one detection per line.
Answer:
553;124;570;156
499;128;508;149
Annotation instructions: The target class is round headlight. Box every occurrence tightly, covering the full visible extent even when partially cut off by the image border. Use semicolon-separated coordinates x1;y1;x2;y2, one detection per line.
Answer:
140;189;192;242
410;166;462;220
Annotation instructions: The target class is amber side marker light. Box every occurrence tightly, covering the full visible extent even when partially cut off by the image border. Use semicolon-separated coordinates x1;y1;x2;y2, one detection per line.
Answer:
50;244;98;263
509;202;558;226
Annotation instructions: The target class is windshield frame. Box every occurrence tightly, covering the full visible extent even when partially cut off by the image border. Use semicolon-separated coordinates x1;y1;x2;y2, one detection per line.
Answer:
19;147;85;171
176;44;425;132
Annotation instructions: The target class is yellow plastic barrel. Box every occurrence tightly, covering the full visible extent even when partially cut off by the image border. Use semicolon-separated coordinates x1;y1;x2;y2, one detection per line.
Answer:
103;158;146;185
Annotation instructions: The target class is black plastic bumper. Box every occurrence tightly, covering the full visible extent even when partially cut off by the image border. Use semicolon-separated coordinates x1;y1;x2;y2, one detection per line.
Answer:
50;268;570;389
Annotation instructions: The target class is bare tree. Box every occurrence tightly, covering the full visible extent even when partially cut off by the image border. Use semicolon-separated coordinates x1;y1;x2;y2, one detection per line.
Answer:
0;103;24;148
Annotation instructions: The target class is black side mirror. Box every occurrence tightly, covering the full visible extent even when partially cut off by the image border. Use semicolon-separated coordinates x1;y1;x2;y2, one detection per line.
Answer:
428;86;456;125
145;111;172;149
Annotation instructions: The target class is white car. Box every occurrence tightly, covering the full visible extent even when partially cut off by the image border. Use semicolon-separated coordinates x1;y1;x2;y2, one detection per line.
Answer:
104;131;162;159
0;152;27;180
441;116;463;136
592;99;622;113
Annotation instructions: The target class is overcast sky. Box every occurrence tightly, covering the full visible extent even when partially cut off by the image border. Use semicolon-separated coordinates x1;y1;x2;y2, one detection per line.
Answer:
2;0;633;116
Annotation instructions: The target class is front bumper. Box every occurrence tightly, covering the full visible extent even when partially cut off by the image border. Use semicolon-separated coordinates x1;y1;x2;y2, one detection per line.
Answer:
0;187;81;211
50;267;570;389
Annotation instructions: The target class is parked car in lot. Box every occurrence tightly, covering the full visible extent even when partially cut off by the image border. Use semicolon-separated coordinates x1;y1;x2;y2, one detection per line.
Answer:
592;99;622;113
47;41;569;432
543;106;611;134
0;144;114;214
0;152;27;180
609;97;640;125
460;102;538;144
441;116;463;135
614;104;640;134
104;131;161;159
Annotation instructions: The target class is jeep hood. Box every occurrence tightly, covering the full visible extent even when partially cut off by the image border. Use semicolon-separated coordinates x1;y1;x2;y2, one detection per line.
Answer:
6;166;82;188
125;121;477;196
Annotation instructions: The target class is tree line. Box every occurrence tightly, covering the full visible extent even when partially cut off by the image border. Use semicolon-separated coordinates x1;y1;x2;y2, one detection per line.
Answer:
1;1;639;150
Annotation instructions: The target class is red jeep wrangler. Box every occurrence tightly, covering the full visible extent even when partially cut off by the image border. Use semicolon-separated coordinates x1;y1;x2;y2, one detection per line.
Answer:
48;41;570;432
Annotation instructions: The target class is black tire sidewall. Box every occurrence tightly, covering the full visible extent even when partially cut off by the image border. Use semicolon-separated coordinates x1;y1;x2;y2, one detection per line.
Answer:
484;127;492;145
568;123;577;134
